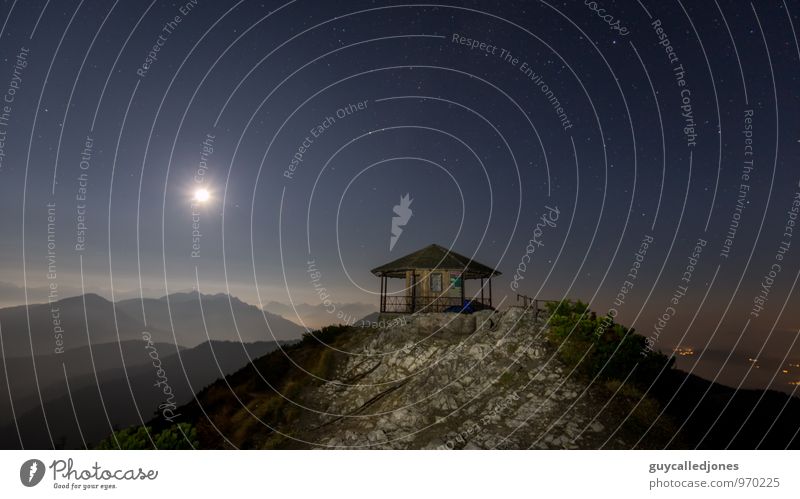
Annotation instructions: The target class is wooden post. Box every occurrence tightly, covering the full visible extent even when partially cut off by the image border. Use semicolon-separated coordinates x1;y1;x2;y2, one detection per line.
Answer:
488;278;493;308
480;278;485;305
380;276;386;312
411;272;416;313
460;273;465;308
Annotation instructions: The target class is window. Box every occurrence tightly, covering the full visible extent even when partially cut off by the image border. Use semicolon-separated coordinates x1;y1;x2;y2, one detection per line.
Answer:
430;273;443;293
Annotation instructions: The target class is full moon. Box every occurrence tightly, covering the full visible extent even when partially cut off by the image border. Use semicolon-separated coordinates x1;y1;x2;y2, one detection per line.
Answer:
193;188;210;203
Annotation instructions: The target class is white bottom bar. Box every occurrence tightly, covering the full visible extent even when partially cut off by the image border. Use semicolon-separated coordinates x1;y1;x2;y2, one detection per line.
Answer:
1;450;795;498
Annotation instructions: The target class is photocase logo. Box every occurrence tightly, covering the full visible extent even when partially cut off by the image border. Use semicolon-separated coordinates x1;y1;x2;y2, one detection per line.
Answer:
20;459;45;487
390;193;413;251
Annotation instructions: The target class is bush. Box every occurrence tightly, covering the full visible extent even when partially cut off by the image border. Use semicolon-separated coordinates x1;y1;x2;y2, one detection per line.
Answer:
545;300;673;384
96;423;199;450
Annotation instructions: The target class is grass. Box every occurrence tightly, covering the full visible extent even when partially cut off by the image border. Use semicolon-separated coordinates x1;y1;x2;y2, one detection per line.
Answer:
187;325;352;448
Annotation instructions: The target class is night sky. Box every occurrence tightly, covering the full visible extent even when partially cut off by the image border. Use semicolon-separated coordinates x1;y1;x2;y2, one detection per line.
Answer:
1;0;800;384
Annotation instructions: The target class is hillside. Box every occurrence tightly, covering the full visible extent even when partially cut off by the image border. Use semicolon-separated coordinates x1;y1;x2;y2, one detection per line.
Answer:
0;340;180;427
0;292;307;437
154;306;800;450
0;340;286;449
120;309;655;447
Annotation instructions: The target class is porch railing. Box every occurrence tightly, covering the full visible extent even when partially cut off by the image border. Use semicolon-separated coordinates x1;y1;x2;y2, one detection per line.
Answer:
381;295;492;313
516;294;560;318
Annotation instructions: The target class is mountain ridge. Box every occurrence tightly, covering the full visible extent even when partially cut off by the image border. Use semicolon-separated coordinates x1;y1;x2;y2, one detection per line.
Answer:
164;307;800;450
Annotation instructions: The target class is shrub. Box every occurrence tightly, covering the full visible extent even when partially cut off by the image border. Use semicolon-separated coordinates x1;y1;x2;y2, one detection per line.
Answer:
96;423;199;450
544;300;673;384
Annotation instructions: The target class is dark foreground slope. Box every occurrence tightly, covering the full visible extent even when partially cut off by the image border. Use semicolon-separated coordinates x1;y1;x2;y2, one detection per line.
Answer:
0;340;284;449
155;307;799;449
651;371;800;449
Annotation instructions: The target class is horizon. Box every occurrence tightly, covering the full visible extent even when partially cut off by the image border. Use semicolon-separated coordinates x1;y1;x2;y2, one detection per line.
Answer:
1;287;798;395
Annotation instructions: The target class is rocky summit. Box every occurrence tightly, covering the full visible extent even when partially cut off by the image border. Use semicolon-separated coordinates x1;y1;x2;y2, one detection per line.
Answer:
176;307;680;449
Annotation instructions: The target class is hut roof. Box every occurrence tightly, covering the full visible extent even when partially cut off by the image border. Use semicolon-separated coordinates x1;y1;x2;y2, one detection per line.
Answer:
370;244;501;279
